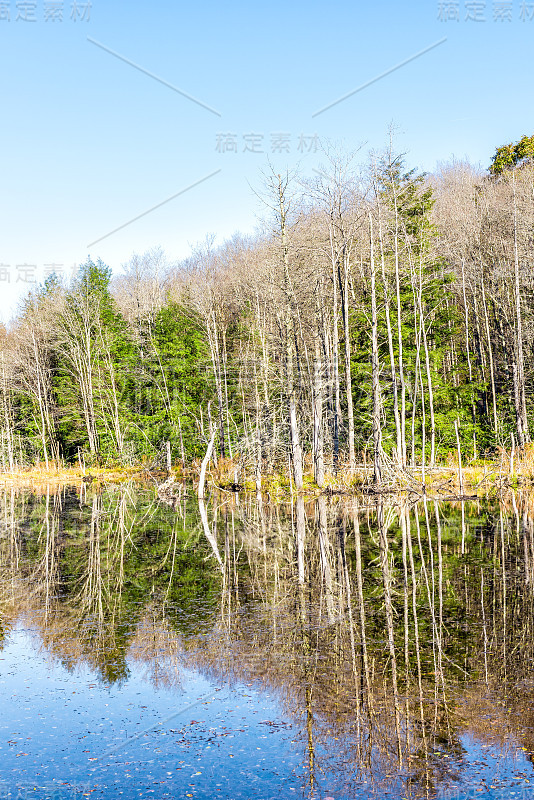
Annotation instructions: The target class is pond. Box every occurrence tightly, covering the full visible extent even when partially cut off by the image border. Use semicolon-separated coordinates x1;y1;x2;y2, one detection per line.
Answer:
1;483;534;799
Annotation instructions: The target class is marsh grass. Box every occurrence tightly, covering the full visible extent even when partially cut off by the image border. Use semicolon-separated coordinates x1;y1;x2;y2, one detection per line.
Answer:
3;444;534;498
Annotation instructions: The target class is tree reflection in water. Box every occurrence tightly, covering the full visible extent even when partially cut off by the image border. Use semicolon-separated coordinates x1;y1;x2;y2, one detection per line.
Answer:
1;483;534;797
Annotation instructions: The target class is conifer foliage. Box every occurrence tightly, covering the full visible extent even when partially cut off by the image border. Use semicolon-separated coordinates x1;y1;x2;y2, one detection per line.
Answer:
1;144;533;473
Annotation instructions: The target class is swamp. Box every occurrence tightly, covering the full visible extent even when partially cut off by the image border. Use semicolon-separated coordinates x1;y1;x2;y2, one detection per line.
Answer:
1;482;534;799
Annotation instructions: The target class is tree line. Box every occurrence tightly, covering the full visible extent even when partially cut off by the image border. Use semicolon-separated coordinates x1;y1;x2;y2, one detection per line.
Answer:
2;137;534;483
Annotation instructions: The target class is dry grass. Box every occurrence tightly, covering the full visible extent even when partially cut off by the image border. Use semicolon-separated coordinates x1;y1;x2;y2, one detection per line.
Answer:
224;444;534;499
2;444;534;498
0;462;145;489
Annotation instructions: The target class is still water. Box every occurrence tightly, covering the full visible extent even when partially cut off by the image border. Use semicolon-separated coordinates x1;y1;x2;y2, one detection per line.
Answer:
1;483;534;799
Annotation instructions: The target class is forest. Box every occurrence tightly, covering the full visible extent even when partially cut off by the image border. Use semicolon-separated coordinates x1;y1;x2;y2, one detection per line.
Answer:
2;135;534;489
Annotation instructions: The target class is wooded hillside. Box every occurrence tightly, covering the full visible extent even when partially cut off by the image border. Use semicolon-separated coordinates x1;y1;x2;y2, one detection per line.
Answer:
3;142;534;483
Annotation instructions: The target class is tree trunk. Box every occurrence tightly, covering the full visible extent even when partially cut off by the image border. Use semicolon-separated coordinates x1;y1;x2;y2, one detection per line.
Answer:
279;175;303;490
313;309;325;487
377;200;402;468
512;173;529;445
369;214;382;486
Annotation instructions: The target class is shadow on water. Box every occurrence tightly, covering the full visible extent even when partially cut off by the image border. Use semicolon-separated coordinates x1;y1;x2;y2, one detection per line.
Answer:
1;482;534;798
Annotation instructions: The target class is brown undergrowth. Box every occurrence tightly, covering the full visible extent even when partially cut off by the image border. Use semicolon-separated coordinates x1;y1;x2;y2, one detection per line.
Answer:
2;444;534;499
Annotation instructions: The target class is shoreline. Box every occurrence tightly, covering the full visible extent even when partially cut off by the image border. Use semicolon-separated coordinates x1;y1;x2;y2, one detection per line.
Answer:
0;455;531;500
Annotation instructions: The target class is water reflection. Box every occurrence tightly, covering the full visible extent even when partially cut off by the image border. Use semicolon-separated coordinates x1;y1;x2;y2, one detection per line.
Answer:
1;484;534;798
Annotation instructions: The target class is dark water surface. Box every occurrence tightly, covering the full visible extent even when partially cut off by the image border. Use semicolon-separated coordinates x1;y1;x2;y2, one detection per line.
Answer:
1;483;534;800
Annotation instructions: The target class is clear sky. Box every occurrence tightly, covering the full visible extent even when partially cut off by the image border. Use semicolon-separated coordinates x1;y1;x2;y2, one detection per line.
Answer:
1;0;532;322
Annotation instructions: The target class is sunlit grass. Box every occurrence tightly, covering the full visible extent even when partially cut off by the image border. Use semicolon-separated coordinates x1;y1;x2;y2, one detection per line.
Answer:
0;462;143;487
2;444;534;498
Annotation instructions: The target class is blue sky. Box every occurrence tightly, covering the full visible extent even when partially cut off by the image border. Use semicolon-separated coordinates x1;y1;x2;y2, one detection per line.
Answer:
1;0;532;321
